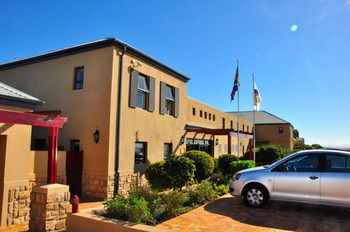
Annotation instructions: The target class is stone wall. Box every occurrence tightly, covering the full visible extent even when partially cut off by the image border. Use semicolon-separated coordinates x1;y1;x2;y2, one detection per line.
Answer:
29;184;70;232
117;172;148;195
7;184;31;226
82;173;114;199
31;176;66;188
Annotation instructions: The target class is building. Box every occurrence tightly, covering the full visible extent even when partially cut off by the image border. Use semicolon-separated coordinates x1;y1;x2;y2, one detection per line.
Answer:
228;111;301;150
0;38;253;200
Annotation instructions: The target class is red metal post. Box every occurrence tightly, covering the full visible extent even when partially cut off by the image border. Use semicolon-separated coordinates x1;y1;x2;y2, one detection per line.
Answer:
47;127;58;184
228;134;231;154
249;139;253;160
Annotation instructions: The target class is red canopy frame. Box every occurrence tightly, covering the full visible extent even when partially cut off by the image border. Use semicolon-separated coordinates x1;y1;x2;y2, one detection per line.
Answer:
0;109;68;184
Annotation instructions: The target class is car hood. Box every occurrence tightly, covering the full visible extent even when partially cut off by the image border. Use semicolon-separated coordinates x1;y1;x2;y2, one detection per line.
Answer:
238;166;266;174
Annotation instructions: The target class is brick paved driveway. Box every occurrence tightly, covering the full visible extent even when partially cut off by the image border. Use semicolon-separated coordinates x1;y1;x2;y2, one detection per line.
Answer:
157;194;350;232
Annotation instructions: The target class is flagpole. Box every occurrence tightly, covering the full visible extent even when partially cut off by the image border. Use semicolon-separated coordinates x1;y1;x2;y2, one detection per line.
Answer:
252;74;256;162
237;59;240;157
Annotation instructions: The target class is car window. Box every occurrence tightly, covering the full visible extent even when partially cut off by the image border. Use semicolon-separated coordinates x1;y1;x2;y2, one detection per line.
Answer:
325;154;350;173
273;154;319;172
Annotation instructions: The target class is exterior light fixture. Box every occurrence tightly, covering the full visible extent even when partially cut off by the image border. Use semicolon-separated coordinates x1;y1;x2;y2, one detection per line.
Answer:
93;128;100;144
215;139;219;146
181;135;185;144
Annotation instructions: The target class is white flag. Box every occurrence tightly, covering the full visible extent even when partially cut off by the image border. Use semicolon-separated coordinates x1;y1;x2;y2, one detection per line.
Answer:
253;82;262;111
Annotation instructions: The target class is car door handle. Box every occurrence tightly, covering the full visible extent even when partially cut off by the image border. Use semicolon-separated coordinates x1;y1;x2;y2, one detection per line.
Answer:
309;176;319;180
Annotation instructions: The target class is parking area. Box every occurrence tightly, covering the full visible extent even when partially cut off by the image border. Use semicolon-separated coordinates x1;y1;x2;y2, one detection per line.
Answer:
157;194;350;232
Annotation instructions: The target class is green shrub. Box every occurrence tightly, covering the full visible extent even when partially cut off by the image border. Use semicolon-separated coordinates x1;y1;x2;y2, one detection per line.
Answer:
230;160;255;175
104;195;154;224
243;144;289;166
145;161;171;190
164;155;195;189
184;150;215;181
218;154;239;179
213;184;229;196
151;190;189;222
188;180;218;206
213;158;219;173
129;185;158;203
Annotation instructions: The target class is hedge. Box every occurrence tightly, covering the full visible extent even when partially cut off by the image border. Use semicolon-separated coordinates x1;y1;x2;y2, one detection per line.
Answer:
184;150;215;181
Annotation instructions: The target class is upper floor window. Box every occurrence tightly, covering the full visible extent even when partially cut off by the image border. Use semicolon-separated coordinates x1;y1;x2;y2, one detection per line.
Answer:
200;110;203;118
222;118;225;129
247;126;250;133
204;112;207;119
279;127;284;134
230;120;233;129
213;114;216;121
73;67;84;90
192;108;196;116
242;124;245;132
165;85;175;115
209;113;211;120
137;74;149;109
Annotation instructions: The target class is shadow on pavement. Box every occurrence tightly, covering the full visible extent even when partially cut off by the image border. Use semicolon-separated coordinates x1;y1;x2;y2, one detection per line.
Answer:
204;196;350;232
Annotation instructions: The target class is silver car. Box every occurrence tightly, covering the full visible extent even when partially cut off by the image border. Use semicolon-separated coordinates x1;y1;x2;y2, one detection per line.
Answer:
229;149;350;208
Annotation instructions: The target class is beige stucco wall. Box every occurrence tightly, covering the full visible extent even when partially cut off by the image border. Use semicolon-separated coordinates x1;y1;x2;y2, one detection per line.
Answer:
186;98;253;157
255;124;294;150
0;104;33;227
0;47;115;180
115;49;188;175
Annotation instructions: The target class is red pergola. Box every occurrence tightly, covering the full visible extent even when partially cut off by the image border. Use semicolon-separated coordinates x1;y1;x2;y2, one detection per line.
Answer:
0;109;67;184
186;128;254;158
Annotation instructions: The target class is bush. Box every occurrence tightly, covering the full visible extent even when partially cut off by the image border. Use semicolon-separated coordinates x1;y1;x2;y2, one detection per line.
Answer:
217;154;239;179
145;161;170;190
164;155;195;189
213;184;229;196
129;185;158;203
243;144;289;166
151;190;189;222
104;195;154;224
230;160;255;175
184;150;215;181
187;180;218;206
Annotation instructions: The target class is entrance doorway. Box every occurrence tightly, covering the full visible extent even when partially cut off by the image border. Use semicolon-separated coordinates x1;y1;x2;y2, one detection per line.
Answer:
186;139;213;156
66;150;83;196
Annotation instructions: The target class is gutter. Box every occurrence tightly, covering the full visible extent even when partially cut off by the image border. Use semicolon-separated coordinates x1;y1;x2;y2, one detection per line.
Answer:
114;46;126;196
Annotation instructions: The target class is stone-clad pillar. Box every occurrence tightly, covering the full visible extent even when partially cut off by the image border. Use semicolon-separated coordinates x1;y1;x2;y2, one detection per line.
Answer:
29;184;70;232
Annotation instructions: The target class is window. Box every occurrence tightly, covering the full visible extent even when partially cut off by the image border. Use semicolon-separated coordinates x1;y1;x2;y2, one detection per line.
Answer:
204;112;207;119
230;120;233;129
164;143;172;159
213;114;216;121
192;108;196;116
73;67;84;90
200;110;203;117
135;142;147;164
247;126;250;133
325;154;350;172
70;140;80;152
242;124;245;132
273;154;320;172
279;127;284;134
209;113;211;120
222;118;225;129
165;85;175;115
137;74;149;109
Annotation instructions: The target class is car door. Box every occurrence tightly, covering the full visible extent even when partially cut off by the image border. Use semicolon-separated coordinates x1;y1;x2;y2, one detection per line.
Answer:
320;153;350;206
272;154;321;203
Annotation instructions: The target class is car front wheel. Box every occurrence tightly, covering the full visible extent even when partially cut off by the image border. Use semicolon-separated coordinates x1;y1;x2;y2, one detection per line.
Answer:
244;185;267;207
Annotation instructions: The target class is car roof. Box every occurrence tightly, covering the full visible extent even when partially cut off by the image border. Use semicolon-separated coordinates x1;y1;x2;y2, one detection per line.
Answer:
295;149;350;156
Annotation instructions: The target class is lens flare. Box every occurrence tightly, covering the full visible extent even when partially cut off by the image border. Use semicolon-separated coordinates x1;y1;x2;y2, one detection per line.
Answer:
290;25;298;32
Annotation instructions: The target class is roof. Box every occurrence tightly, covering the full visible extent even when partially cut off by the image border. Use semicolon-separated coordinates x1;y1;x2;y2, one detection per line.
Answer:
0;38;190;82
227;111;290;125
0;82;44;109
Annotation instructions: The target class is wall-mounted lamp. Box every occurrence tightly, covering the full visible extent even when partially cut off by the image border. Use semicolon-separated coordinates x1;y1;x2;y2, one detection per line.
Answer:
180;135;185;144
93;128;100;144
130;59;143;68
215;138;219;146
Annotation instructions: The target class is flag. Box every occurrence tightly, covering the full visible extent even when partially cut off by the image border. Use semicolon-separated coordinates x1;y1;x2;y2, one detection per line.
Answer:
253;82;262;111
230;66;239;102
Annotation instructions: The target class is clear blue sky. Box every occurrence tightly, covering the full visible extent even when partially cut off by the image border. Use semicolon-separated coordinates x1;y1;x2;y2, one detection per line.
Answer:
1;0;349;147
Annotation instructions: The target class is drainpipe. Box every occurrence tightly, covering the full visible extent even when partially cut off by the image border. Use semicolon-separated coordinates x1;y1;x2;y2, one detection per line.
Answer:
114;46;126;196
